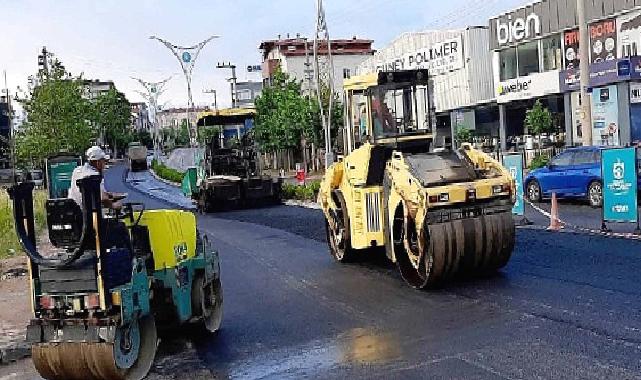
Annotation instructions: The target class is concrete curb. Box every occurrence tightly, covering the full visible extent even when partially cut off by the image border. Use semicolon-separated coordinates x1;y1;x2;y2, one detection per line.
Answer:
283;200;322;210
0;341;30;365
148;168;181;188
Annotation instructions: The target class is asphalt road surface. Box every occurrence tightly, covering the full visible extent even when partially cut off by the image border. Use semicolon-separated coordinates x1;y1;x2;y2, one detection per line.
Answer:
3;164;641;379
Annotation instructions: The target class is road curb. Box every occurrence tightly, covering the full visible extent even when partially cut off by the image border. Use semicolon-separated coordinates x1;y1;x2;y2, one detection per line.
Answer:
122;168;194;211
0;341;31;365
283;200;322;210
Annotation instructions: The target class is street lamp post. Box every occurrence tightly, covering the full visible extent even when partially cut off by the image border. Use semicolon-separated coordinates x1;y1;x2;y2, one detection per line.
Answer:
132;76;172;159
149;35;219;146
216;62;238;109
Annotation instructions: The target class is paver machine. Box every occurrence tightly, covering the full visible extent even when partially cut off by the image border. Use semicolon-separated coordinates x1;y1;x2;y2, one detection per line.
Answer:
319;69;516;289
185;110;282;212
8;174;223;379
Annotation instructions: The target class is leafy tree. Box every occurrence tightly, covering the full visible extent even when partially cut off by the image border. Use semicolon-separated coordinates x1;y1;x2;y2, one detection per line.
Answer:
524;100;553;136
198;125;222;144
92;88;132;158
455;128;472;145
136;130;153;148
254;68;309;153
16;60;94;167
174;120;191;147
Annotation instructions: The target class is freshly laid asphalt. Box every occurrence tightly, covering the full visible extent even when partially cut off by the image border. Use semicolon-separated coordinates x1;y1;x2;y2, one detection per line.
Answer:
4;164;640;379
114;164;641;379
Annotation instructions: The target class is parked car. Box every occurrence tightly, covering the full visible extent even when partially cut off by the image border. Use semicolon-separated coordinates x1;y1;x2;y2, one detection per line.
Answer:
524;146;641;208
525;147;603;207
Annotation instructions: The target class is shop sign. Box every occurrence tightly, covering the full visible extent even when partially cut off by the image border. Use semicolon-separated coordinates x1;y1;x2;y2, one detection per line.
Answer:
589;60;619;87
630;82;641;104
559;59;631;92
375;36;464;76
564;29;580;70
617;10;641;58
601;147;638;223
502;154;524;216
496;13;541;46
589;19;617;64
629;56;641;79
496;70;560;103
591;85;620;146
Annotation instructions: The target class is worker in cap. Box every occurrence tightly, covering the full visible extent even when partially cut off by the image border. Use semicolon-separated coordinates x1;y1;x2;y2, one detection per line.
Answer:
68;146;126;208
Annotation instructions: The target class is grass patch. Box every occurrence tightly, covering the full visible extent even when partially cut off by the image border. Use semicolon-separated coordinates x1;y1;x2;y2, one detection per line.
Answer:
151;159;184;184
282;181;321;201
0;189;47;259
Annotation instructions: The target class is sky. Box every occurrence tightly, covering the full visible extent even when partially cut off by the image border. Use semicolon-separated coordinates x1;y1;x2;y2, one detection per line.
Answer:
0;0;528;110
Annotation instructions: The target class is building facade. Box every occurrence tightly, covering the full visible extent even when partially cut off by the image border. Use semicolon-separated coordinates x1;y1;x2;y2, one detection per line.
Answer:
490;0;641;149
130;102;150;132
259;36;375;93
83;80;115;100
157;107;210;130
235;81;263;108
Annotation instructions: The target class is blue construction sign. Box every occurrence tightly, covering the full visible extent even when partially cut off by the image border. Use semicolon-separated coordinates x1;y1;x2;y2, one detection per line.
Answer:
503;154;524;216
602;147;638;223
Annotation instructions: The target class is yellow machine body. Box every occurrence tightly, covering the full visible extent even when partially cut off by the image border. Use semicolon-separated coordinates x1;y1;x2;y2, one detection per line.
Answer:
131;210;198;271
320;70;516;289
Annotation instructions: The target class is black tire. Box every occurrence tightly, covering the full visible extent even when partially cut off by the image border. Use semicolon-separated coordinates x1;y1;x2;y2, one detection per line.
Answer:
588;181;603;208
192;274;223;333
526;180;542;203
326;191;354;262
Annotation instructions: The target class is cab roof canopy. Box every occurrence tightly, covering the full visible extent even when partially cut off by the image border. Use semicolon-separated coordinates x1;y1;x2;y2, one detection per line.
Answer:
197;108;256;127
343;69;430;92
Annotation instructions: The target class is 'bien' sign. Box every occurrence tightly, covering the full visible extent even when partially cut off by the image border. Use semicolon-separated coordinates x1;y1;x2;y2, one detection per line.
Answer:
496;13;541;45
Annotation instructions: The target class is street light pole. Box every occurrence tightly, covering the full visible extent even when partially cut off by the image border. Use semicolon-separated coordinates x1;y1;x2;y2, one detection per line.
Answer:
577;0;593;146
204;89;218;110
313;0;335;168
132;76;172;159
216;62;237;109
150;35;219;146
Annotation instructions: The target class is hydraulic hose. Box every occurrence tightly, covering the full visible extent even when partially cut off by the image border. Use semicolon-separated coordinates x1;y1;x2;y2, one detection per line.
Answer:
8;176;103;268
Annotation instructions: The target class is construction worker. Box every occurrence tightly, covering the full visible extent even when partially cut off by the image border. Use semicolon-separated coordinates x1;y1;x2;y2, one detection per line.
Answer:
68;146;126;208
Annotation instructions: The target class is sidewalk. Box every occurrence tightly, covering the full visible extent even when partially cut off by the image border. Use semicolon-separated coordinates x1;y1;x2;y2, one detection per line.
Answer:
126;170;196;210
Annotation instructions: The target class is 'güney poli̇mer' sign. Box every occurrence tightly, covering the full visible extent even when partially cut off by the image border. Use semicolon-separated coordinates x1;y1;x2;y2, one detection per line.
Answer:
375;36;464;76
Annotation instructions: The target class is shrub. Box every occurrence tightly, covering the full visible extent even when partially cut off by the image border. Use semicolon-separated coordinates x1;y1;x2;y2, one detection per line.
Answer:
529;155;550;170
151;159;184;184
281;180;321;201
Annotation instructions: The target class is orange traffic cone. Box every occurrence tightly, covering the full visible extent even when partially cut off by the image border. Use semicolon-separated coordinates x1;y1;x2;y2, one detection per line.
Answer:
547;192;563;231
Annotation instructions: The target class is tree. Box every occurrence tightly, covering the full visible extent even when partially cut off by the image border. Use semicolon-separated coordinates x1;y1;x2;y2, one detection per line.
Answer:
16;60;94;167
198;125;222;144
254;68;309;153
524;100;553;136
455;128;472;145
136;130;153;148
174;120;191;147
92;88;132;158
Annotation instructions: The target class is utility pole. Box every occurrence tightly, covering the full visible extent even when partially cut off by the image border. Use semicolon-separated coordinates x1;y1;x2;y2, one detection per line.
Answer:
578;0;592;146
150;35;219;146
313;0;335;168
216;62;237;108
132;76;172;159
204;89;218;110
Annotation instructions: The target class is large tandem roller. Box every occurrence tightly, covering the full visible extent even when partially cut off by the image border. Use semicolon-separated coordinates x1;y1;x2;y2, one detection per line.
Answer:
319;69;516;289
8;175;223;380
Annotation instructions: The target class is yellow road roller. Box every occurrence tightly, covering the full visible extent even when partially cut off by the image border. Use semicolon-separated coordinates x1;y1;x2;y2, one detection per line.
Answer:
319;69;516;289
8;175;223;380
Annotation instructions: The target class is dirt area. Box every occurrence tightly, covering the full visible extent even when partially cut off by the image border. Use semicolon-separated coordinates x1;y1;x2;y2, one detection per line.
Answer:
0;257;31;350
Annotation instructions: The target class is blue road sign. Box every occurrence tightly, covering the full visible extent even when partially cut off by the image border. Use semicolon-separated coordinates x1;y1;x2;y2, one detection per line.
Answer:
503;154;524;216
602;147;638;223
182;51;192;63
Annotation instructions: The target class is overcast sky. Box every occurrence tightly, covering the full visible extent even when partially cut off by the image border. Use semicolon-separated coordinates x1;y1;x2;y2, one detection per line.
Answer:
0;0;527;109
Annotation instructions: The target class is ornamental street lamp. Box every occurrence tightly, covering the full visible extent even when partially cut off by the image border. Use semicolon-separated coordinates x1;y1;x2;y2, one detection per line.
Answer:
149;35;219;146
132;76;172;159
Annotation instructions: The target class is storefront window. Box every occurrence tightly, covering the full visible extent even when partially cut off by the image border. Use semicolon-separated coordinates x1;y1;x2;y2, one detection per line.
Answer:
518;41;540;77
541;36;562;71
499;47;517;81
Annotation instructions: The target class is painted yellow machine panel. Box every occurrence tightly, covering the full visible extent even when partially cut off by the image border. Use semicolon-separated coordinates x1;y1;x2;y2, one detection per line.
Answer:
133;210;197;271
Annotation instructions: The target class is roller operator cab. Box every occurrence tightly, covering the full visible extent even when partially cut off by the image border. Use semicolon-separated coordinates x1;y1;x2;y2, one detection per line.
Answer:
8;174;223;380
319;70;516;289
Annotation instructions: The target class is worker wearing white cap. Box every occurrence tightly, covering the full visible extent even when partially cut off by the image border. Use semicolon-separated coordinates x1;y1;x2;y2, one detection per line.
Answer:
68;146;126;208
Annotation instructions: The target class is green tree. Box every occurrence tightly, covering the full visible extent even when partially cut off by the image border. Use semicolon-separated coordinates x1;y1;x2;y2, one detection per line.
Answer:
92;88;132;158
524;100;553;136
174;120;191;147
455;128;472;145
254;68;309;153
17;60;94;167
136;130;153;148
198;125;222;144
